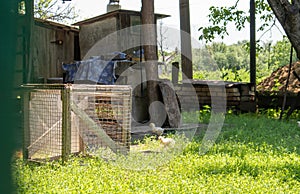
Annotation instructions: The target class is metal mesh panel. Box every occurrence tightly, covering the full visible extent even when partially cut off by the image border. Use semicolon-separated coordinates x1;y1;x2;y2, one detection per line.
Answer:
27;89;63;159
71;85;132;155
23;84;132;161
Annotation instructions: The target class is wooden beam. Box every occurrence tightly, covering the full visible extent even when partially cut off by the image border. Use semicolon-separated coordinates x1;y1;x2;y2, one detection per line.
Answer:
172;62;179;84
179;0;193;79
23;90;30;160
62;86;71;162
141;0;162;124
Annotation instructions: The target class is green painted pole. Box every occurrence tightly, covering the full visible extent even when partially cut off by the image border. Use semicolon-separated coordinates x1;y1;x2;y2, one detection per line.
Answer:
0;1;18;193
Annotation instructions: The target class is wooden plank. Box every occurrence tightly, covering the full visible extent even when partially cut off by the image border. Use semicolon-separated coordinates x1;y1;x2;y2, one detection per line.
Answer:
122;97;128;147
226;88;239;93
227;97;241;101
159;80;181;128
172;62;179;84
226;92;240;97
23;90;30;160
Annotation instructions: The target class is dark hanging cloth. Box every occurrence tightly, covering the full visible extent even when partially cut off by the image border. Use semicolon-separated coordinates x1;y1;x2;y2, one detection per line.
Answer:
62;58;116;84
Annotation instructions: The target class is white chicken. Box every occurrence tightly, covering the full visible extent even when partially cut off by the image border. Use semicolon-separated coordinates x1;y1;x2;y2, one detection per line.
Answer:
158;136;175;147
149;123;164;136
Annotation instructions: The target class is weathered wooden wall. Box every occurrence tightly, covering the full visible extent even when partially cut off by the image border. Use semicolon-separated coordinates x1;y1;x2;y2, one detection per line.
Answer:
118;13;143;55
30;19;79;82
79;17;118;59
76;11;161;59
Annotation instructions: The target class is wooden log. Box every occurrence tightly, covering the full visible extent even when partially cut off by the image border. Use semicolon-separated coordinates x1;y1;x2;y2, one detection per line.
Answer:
249;91;255;96
226;88;239;93
239;101;256;112
227;97;241;101
216;92;227;97
226;92;240;97
197;92;210;97
159;81;181;128
196;87;209;92
241;96;252;102
240;85;250;95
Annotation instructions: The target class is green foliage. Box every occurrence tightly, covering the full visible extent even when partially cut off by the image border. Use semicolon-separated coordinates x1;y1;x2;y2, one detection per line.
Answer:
194;41;250;71
267;37;298;71
258;108;300;120
192;41;251;82
34;0;78;23
221;68;250;82
182;106;211;124
161;35;294;84
192;70;221;80
13;114;300;193
255;36;298;83
196;0;299;84
199;3;247;42
199;0;275;43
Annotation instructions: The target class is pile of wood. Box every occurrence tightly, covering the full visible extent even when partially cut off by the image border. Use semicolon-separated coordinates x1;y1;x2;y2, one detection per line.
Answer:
257;61;300;93
175;80;256;112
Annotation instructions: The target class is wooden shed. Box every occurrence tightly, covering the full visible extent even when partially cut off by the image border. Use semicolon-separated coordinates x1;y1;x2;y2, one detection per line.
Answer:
30;18;80;83
15;18;80;86
73;9;169;59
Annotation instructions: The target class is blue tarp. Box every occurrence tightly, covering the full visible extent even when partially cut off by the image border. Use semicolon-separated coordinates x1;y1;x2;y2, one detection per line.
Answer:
62;57;116;84
62;62;80;83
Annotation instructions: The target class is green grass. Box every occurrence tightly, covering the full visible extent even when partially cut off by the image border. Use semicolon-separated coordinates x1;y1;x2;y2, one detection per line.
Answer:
13;114;300;193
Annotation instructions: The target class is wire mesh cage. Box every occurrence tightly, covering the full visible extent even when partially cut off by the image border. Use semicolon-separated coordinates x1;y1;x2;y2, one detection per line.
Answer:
71;84;132;155
22;84;132;161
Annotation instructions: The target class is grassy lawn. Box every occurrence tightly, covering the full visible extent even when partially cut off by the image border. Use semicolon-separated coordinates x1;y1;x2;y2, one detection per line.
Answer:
13;114;300;193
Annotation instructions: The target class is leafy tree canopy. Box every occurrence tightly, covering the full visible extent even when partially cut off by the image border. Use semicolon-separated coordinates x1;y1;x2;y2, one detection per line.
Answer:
199;0;281;43
199;0;300;59
34;0;78;23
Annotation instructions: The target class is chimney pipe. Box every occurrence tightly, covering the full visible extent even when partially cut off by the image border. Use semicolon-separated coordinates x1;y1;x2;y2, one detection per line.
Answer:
107;0;121;12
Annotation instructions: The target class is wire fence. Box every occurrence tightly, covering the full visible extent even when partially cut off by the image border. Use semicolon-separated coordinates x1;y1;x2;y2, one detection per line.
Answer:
22;84;132;162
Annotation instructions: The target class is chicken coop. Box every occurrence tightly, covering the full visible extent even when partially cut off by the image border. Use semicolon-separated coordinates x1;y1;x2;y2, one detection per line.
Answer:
22;84;132;162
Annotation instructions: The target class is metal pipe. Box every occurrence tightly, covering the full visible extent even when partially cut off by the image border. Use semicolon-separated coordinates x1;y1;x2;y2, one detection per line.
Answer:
250;0;256;86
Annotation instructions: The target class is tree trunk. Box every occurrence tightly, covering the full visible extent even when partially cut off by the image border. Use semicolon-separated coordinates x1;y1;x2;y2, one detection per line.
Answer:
267;0;300;58
141;0;161;124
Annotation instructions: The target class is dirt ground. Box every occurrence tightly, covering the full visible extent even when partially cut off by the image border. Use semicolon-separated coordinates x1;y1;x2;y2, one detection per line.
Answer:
257;61;300;93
